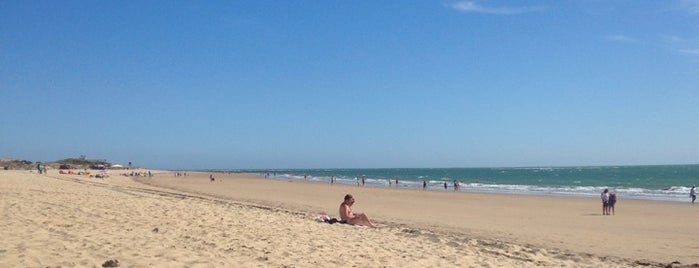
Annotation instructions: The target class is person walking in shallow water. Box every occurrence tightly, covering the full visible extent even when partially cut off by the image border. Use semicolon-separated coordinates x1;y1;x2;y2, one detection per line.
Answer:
690;186;696;204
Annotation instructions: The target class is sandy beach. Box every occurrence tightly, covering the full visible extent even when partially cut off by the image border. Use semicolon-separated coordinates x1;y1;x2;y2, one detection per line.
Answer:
1;170;697;267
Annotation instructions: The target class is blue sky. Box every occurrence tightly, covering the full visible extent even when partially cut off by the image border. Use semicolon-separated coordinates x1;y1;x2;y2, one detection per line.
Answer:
2;1;698;169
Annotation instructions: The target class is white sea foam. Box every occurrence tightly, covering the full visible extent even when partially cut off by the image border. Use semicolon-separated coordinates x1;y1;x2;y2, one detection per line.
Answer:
249;166;699;203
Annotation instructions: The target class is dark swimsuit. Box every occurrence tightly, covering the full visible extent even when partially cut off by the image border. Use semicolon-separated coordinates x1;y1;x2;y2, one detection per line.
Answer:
325;218;348;224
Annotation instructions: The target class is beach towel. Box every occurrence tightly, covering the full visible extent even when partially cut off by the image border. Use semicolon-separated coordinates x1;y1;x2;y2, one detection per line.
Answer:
317;214;346;224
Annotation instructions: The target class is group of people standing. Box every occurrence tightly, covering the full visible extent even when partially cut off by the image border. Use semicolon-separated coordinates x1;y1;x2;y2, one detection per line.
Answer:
601;185;698;215
601;188;617;215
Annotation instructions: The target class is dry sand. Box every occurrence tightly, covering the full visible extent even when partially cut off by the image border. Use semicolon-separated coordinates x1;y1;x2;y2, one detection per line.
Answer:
1;170;697;267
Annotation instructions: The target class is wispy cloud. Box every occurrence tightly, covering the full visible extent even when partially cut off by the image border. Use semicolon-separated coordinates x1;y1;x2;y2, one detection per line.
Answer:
606;35;636;43
450;1;545;15
662;34;699;58
661;35;684;43
681;0;699;15
678;48;699;56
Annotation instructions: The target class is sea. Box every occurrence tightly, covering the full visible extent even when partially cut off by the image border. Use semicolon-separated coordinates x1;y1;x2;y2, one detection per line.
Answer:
226;165;699;203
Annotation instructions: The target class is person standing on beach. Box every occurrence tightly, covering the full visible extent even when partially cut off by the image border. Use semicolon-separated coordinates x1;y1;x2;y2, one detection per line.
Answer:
339;194;378;228
601;189;610;215
608;192;617;215
444;181;448;190
423;180;427;190
690;186;696;204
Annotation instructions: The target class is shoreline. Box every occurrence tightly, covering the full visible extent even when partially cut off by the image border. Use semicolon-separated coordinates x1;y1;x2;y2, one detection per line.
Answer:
137;171;699;264
2;170;697;267
200;170;698;203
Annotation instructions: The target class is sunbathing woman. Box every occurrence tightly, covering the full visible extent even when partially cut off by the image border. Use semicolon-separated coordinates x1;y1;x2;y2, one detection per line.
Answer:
339;194;378;228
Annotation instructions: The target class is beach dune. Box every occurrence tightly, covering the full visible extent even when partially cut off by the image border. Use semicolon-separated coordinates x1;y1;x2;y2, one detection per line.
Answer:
1;170;697;267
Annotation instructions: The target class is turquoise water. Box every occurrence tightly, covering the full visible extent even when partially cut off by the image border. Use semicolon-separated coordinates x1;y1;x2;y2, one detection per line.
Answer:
235;165;699;202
